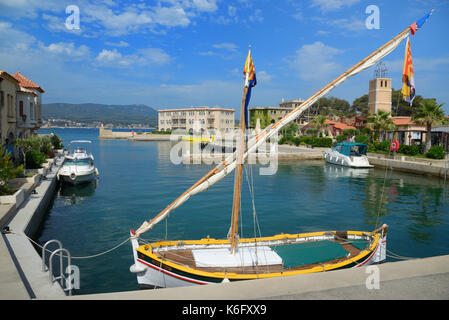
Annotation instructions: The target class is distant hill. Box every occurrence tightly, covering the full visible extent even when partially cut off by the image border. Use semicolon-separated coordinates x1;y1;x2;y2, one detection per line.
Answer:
42;103;158;126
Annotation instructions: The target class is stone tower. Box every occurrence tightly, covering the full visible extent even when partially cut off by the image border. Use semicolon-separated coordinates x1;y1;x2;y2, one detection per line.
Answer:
368;62;392;114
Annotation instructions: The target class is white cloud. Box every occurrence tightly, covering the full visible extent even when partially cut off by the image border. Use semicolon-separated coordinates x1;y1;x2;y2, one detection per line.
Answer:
152;6;190;28
105;40;129;47
212;43;238;52
0;21;36;50
257;70;274;82
40;42;90;58
192;0;218;12
290;41;343;81
139;48;172;65
311;0;361;12
95;47;171;67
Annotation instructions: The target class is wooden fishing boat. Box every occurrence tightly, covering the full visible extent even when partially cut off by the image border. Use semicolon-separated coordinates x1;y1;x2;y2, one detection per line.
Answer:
130;228;387;288
129;12;432;289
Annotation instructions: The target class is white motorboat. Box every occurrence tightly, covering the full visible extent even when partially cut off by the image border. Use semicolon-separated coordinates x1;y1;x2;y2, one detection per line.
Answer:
58;140;99;185
324;142;373;168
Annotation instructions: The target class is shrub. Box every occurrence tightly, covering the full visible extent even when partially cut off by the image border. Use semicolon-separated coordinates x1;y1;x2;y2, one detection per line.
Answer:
312;137;333;148
25;150;47;169
374;140;391;152
336;135;347;143
279;137;288;145
426;146;446;159
398;145;420;156
1;147;24;195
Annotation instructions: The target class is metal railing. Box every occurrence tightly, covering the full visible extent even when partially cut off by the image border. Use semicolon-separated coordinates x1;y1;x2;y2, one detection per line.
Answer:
42;240;74;296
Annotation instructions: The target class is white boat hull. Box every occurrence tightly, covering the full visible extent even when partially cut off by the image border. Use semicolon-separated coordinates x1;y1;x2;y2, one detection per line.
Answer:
58;166;98;185
324;149;373;168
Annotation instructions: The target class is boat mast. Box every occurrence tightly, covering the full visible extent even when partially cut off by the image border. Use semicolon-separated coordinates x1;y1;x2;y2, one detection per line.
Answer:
229;85;248;254
229;46;254;254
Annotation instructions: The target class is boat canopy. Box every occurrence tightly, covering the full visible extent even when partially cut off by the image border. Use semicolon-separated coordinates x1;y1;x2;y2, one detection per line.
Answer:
334;143;368;157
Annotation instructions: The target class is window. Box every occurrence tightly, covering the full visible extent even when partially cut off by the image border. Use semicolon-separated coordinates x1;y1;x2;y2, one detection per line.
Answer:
19;101;23;116
0;91;4;107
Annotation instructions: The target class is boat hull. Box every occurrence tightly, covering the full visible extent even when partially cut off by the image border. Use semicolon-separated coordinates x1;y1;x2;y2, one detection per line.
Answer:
130;228;387;289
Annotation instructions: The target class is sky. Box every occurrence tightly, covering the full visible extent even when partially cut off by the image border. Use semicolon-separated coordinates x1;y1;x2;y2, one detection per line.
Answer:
1;0;449;117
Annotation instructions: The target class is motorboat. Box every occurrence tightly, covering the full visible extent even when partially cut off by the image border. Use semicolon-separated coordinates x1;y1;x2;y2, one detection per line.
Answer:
58;140;99;185
324;142;373;168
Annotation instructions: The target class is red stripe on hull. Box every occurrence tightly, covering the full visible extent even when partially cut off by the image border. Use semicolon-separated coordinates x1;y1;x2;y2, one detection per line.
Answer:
137;258;209;285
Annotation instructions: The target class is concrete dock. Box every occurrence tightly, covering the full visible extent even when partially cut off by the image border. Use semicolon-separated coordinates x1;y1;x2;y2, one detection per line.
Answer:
69;254;449;300
0;155;67;299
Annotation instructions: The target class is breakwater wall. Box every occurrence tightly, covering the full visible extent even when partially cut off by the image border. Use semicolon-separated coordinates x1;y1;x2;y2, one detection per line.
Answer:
99;127;173;141
367;153;449;179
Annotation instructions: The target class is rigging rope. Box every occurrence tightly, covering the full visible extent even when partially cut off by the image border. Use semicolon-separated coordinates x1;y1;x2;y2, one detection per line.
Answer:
15;232;131;259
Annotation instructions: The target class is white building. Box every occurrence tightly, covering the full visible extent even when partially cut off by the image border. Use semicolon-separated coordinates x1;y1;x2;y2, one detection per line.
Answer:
158;106;235;134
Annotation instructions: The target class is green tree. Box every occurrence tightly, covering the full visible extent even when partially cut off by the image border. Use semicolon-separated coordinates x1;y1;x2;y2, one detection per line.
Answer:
367;111;396;142
352;94;369;116
412;100;447;153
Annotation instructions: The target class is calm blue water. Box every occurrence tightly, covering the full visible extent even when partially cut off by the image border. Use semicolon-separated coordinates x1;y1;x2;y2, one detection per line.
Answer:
36;128;449;295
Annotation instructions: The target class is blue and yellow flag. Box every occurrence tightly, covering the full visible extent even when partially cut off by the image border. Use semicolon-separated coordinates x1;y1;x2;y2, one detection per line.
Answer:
243;49;256;129
401;37;415;106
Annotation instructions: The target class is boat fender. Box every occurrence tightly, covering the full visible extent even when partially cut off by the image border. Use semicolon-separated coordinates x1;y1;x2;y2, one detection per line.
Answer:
130;263;147;274
70;172;76;180
95;168;99;176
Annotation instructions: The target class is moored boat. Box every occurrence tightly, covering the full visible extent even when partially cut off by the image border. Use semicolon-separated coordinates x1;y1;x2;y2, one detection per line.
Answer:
324;142;373;168
58;140;99;185
130;227;387;288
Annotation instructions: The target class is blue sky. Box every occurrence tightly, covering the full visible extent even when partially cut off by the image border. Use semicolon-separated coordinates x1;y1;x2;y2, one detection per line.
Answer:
1;0;448;116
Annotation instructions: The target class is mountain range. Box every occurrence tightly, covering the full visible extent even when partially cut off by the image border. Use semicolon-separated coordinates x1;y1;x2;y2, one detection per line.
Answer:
42;103;158;126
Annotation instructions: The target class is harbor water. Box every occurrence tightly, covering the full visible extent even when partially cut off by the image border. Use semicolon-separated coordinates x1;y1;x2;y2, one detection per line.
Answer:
36;128;449;295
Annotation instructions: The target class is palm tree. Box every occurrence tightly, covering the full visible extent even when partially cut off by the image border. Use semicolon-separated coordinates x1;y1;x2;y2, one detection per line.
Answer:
412;100;447;153
311;115;328;137
367;111;396;142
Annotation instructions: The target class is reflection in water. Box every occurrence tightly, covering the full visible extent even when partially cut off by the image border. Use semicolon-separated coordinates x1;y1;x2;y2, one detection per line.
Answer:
361;167;448;243
323;163;371;179
58;180;98;205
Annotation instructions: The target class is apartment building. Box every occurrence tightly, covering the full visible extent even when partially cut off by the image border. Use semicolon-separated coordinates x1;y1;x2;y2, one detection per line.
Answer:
0;70;45;145
249;99;306;129
158;106;235;134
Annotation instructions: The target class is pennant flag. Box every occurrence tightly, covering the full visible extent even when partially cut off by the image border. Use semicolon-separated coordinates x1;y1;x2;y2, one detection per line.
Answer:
243;48;256;130
401;37;415;106
410;10;434;36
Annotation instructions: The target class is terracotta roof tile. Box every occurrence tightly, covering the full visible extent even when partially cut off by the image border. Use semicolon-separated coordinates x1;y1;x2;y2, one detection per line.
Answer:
392;117;414;126
11;72;45;93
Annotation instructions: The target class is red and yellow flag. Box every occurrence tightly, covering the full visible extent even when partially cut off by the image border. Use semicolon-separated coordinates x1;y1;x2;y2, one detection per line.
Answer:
401;37;415;105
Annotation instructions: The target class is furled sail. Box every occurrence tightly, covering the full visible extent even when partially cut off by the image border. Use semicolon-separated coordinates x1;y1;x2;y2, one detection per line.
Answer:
134;26;412;238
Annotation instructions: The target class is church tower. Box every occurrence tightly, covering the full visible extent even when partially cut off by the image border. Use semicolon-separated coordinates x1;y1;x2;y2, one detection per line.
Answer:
368;62;392;114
